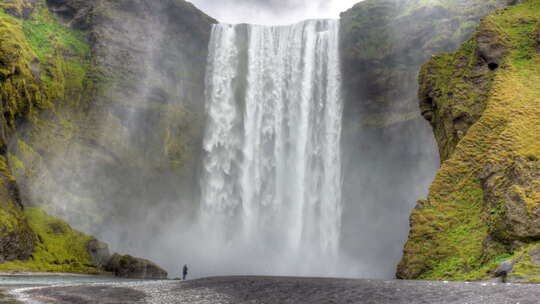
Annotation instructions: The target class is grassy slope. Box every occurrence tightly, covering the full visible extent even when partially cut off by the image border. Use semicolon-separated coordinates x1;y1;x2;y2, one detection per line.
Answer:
398;0;540;280
0;208;97;273
0;1;102;273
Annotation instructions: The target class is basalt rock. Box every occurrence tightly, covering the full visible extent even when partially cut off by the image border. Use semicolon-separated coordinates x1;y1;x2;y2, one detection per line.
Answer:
105;254;168;279
87;239;111;268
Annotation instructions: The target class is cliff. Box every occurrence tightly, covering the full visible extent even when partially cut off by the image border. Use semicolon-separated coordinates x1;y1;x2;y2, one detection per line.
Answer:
0;0;215;273
15;0;217;251
340;0;516;124
398;0;540;281
337;0;518;274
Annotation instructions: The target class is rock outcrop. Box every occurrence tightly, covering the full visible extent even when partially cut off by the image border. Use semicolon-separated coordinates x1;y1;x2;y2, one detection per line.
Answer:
105;254;168;279
86;239;111;268
339;0;513;125
337;0;520;272
398;0;540;281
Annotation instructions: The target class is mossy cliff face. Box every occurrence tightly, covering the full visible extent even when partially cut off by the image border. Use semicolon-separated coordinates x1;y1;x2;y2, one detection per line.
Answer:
0;1;105;272
398;0;540;281
338;0;520;272
0;156;34;262
0;0;214;273
340;0;518;125
6;0;216;256
0;208;100;273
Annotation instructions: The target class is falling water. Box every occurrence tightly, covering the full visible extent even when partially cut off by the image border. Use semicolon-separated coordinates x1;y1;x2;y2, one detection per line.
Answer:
200;20;343;276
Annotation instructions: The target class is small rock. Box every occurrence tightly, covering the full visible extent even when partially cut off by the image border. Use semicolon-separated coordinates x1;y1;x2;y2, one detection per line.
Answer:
86;239;111;268
105;254;168;280
495;260;514;283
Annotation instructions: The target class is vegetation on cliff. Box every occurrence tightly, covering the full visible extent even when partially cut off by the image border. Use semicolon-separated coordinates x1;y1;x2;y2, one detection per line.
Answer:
0;0;100;272
0;208;99;273
339;0;511;126
398;0;540;281
0;0;214;274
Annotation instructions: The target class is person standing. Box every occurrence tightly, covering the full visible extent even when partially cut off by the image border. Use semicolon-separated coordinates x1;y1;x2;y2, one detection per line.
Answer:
182;264;188;280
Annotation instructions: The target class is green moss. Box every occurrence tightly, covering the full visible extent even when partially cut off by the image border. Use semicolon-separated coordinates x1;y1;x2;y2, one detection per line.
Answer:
0;208;20;234
399;0;540;280
0;208;100;274
22;6;89;62
0;2;102;274
403;176;496;280
0;1;92;144
0;0;93;148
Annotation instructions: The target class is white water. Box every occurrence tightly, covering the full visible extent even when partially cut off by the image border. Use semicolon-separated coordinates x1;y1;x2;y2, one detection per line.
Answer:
199;20;344;276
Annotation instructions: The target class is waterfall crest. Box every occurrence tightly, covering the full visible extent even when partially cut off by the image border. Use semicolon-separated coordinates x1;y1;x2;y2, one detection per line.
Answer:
200;20;343;275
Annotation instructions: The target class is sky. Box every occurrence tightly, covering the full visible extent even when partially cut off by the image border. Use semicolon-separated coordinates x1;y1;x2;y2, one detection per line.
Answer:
189;0;362;25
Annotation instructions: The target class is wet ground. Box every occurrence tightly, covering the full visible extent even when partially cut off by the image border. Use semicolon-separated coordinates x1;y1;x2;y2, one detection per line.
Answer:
7;276;540;303
0;274;142;304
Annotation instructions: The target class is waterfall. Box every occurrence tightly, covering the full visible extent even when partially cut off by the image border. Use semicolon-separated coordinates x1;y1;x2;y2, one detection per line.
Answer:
200;19;343;276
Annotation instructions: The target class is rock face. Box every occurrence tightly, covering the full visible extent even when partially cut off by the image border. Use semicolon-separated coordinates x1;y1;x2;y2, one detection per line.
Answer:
86;239;111;268
417;22;506;162
398;0;540;281
105;254;168;279
0;204;35;262
339;0;513;124
0;0;214;273
337;0;518;274
11;0;218;246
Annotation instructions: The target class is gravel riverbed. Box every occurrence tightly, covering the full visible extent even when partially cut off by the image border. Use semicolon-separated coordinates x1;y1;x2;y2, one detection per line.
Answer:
6;276;540;304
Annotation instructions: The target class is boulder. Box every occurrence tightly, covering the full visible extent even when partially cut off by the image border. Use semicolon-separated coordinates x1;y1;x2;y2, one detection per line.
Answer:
105;254;168;279
495;260;514;278
86;239;111;268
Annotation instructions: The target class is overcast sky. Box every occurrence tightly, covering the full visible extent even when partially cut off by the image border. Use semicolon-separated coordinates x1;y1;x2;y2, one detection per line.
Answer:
190;0;361;25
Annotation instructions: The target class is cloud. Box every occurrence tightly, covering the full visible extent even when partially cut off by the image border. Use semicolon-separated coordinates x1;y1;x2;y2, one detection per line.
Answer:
189;0;361;25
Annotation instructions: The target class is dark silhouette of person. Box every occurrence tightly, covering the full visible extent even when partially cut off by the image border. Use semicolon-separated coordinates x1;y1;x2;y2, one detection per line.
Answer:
182;264;188;280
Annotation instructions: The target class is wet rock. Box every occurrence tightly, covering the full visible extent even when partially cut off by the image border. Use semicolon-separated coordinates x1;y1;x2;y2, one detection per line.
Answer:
86;239;111;268
495;260;514;279
105;254;167;279
529;245;540;265
147;87;169;104
0;227;35;262
46;0;94;30
339;0;510;126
